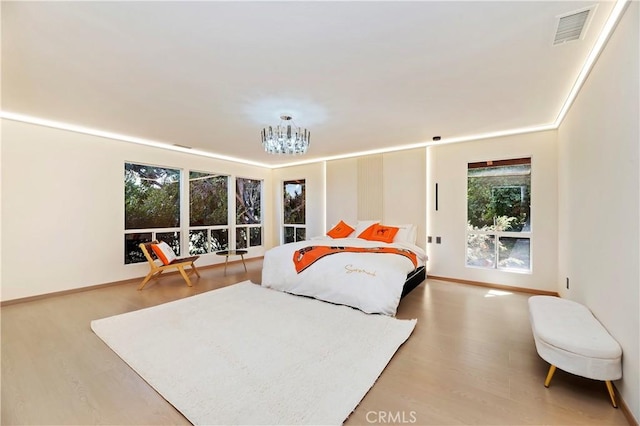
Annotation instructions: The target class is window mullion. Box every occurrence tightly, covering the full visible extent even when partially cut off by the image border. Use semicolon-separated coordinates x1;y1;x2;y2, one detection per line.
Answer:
181;168;189;257
230;177;236;250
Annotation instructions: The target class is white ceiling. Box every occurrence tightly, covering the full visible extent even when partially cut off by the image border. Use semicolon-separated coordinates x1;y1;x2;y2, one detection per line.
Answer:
2;1;616;167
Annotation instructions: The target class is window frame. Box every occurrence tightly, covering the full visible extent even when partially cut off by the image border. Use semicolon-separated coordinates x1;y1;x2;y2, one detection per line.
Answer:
124;163;265;265
187;171;230;255
282;179;306;244
234;176;264;250
466;157;533;273
124;162;183;264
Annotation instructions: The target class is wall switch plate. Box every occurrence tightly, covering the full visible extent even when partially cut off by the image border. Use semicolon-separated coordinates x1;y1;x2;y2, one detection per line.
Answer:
436;236;442;244
566;277;570;289
427;236;432;243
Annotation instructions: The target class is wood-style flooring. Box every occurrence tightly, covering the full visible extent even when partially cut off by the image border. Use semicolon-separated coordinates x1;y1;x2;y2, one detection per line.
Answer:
1;259;629;425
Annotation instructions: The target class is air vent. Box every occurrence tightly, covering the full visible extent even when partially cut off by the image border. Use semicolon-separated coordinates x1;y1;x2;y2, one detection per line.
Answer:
553;6;596;45
173;143;192;149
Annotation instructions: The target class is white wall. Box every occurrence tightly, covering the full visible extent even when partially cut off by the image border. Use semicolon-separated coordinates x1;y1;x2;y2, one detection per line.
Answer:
357;154;384;221
426;131;558;292
326;148;427;248
271;162;326;242
326;158;358;229
558;2;639;420
382;149;427;249
1;120;273;301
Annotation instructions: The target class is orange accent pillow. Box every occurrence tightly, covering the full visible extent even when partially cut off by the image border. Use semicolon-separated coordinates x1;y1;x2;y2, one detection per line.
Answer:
151;241;177;265
327;220;355;239
364;224;400;243
357;223;378;240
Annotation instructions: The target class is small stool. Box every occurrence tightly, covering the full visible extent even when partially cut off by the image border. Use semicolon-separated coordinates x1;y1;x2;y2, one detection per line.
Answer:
528;296;622;407
216;250;248;275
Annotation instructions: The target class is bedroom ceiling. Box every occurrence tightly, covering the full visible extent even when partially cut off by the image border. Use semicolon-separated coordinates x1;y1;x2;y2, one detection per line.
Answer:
1;1;619;167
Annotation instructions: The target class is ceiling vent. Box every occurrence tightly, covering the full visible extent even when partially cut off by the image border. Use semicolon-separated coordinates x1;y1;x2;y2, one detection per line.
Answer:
553;6;596;45
173;143;192;149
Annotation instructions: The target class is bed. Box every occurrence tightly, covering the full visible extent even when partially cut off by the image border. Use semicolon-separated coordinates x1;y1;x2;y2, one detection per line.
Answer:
262;222;427;316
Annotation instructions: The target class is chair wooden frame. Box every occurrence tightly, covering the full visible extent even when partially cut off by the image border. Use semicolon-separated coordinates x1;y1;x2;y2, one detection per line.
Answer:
138;241;201;290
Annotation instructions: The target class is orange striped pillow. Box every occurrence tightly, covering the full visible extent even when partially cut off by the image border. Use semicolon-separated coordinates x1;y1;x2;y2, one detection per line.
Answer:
151;241;177;265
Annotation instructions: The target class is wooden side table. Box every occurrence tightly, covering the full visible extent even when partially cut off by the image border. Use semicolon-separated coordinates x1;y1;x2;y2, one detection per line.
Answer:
216;250;248;275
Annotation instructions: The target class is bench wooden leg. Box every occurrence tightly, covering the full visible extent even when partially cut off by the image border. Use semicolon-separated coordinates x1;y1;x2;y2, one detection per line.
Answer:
544;365;556;387
605;381;618;408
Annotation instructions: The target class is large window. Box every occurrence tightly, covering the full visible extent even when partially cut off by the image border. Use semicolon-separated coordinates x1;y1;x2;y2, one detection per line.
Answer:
467;158;531;272
283;179;306;243
125;164;264;264
124;163;181;264
189;171;229;255
235;177;263;249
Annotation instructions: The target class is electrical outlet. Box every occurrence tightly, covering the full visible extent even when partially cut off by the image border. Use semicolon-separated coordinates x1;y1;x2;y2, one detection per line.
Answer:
566;277;570;289
427;236;432;243
436;236;442;244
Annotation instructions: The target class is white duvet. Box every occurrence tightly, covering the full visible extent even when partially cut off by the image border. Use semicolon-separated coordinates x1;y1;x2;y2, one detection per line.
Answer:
261;238;427;316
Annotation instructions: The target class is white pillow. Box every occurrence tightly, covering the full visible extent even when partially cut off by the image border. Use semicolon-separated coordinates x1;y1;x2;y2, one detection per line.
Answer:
151;241;177;265
354;220;380;237
393;224;418;244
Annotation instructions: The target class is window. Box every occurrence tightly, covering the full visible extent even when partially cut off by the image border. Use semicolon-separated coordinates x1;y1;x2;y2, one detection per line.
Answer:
124;163;181;264
283;180;306;243
124;165;262;264
467;158;531;272
235;178;263;249
189;171;229;255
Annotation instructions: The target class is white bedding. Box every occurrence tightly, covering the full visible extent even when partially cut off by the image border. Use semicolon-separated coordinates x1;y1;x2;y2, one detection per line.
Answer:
261;238;427;316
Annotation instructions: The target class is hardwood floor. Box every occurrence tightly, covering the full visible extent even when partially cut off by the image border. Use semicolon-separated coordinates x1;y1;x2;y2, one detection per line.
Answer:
1;259;629;425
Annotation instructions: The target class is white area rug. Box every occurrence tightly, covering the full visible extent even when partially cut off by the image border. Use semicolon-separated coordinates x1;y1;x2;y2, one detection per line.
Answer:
91;281;416;425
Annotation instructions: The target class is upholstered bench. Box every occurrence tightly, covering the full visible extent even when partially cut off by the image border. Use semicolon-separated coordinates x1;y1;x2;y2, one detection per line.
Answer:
528;295;622;407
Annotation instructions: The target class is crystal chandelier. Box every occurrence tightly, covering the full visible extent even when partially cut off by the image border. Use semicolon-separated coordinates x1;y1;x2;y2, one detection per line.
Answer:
261;115;310;155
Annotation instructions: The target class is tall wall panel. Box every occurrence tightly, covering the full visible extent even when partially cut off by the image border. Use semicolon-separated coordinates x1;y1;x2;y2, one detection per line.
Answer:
356;154;383;221
326;148;426;249
326;158;358;229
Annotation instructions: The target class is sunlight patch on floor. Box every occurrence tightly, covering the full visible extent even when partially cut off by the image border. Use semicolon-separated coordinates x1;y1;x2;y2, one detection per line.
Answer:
484;289;513;298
